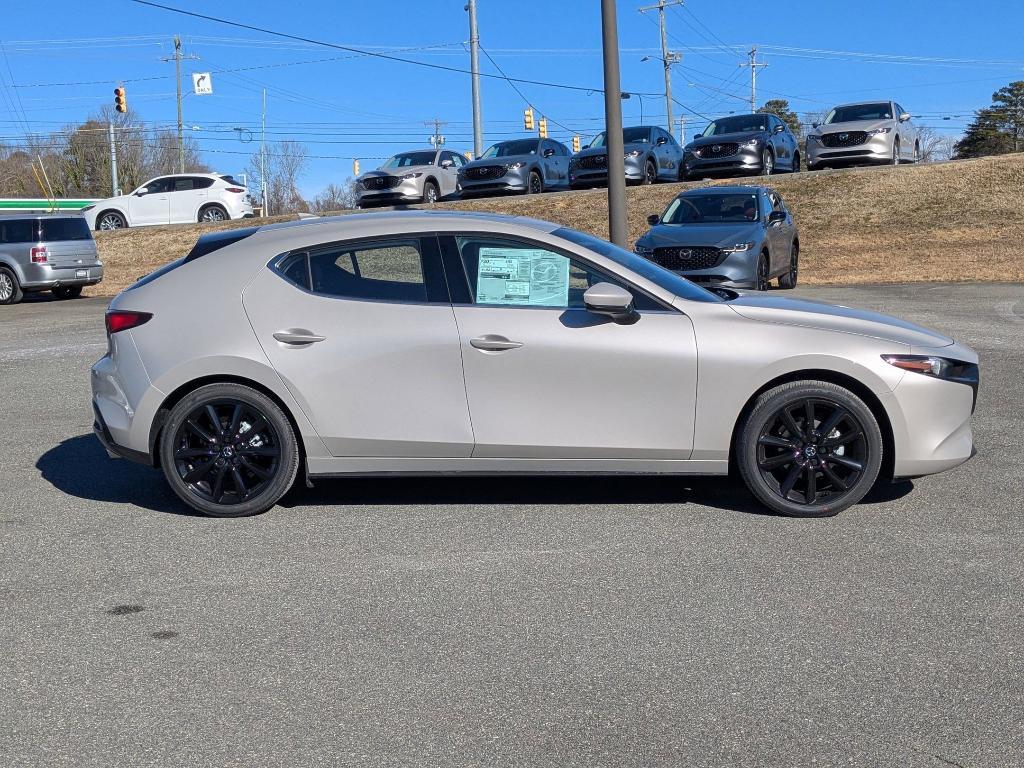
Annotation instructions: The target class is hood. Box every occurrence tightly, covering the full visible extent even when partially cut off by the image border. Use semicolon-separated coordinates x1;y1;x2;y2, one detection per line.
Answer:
639;222;762;248
361;165;436;179
574;142;653;158
688;130;765;147
811;119;890;136
463;154;535;168
727;294;954;348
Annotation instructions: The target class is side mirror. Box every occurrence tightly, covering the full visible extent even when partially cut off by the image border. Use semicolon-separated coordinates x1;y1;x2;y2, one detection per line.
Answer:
899;112;911;122
440;159;453;168
767;210;786;225
811;122;820;129
135;187;148;196
583;282;637;324
646;213;660;226
656;136;668;146
774;124;785;133
543;148;555;158
581;144;590;150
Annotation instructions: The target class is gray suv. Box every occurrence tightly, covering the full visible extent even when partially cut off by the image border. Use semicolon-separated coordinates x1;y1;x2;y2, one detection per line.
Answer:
569;125;684;188
682;113;800;179
0;214;104;305
356;149;464;208
806;101;919;169
458;138;570;197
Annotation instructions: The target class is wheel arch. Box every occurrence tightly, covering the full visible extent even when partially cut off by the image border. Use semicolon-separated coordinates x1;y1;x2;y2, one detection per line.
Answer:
728;368;896;484
95;207;128;230
198;202;229;219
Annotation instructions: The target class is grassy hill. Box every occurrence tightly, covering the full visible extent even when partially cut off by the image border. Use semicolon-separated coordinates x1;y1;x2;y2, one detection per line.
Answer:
90;154;1024;296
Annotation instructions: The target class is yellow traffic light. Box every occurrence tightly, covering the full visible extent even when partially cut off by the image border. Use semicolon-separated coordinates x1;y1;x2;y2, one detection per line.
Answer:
538;117;548;138
464;150;472;160
113;87;127;114
572;134;581;153
523;107;534;131
353;159;360;176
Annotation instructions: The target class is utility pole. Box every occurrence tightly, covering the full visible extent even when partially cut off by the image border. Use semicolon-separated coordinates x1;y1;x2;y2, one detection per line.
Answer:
426;118;448;148
739;46;768;113
108;122;120;197
260;88;268;216
601;0;627;247
466;0;483;158
678;114;686;145
163;35;199;173
639;0;683;134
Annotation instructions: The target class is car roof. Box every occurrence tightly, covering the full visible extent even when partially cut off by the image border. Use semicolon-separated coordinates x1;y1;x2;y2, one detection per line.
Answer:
1;212;86;220
832;100;893;108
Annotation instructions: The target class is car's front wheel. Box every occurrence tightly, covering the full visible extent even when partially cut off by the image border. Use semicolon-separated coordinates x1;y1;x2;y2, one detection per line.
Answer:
422;181;440;204
735;381;884;517
159;383;300;517
0;266;22;305
761;148;774;176
527;170;543;195
98;211;127;230
778;240;799;289
755;252;770;291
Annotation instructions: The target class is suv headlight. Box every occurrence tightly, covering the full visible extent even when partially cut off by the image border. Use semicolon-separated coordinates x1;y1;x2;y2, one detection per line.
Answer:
740;138;760;149
626;149;643;158
81;204;95;212
721;241;755;253
634;243;654;257
806;135;821;144
867;127;892;136
400;172;423;180
507;161;526;170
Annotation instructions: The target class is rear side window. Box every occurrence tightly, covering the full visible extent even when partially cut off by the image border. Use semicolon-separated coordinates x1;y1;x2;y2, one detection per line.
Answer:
39;218;92;242
308;240;428;302
193;177;215;189
0;219;35;244
220;175;244;186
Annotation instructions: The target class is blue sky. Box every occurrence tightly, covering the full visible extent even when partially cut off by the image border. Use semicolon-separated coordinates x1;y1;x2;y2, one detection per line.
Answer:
2;0;1022;195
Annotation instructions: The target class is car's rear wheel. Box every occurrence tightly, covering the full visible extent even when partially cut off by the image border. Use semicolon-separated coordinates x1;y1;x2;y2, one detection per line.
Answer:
791;151;801;173
736;381;883;517
755;252;770;291
761;148;774;176
199;205;228;223
422;181;439;204
778;240;799;289
0;266;22;305
98;211;127;230
159;383;300;517
528;170;543;195
52;285;83;300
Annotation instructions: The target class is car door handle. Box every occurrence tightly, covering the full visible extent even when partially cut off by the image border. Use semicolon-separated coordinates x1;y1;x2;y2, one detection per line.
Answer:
470;334;523;351
273;330;326;345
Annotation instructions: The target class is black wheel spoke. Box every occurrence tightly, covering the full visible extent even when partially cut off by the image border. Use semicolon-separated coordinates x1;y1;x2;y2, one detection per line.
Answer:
211;464;229;502
804;400;816;432
183;458;218;483
822;430;861;448
805;465;817;502
239;445;280;458
827;454;864;472
228;403;243;437
759;452;794;470
239;456;271;480
185;419;215;443
779;463;802;498
820;462;848;491
759;435;796;450
818;407;848;437
204;404;223;436
231;467;249;498
175;447;213;460
239;415;268;441
780;407;803;440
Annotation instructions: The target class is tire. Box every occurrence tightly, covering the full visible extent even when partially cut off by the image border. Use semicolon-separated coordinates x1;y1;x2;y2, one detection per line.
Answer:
422;180;439;204
755;252;770;291
761;148;775;176
52;285;83;300
778;240;799;289
791;152;801;173
199;205;228;223
643;159;657;185
527;170;543;195
735;380;884;517
97;210;127;231
913;142;920;163
0;266;23;305
891;138;901;165
159;383;300;517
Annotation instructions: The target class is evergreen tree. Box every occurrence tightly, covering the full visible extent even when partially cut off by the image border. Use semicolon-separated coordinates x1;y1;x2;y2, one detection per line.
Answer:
757;99;802;138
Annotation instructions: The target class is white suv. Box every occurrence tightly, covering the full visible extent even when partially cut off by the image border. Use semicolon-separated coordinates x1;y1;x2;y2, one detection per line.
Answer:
82;173;254;230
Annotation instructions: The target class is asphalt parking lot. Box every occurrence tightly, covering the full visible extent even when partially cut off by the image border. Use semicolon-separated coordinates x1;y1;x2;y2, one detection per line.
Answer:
1;283;1021;767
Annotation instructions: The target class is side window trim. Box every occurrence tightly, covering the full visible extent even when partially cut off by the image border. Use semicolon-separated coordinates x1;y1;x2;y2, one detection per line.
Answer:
436;231;675;313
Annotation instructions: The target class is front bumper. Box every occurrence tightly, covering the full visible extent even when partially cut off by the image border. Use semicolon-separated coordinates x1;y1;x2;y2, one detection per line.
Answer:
20;262;104;290
458;167;529;196
807;133;893;166
638;246;761;289
357;178;424;206
569;155;646;187
683;146;762;178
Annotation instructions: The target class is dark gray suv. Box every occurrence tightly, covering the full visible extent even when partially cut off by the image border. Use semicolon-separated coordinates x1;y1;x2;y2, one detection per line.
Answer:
569;125;684;188
683;114;800;179
0;215;104;304
458;138;571;197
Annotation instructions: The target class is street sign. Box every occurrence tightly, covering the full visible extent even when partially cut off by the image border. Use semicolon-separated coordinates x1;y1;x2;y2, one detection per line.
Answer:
192;72;213;95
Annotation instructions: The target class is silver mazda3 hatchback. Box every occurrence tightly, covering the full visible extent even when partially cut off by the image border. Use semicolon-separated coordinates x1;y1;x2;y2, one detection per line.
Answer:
92;212;977;518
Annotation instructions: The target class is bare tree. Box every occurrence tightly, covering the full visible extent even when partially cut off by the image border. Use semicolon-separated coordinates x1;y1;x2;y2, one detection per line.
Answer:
310;180;359;213
915;126;954;163
246;140;310;214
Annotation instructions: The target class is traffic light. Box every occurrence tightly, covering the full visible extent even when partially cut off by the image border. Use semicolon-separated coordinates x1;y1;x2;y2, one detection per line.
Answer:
353;159;360;176
464;150;473;160
523;107;534;131
538;117;548;138
572;135;581;153
113;87;127;114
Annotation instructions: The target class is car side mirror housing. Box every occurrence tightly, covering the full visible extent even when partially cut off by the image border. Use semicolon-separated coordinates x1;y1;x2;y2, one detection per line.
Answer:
543;148;555;157
655;136;668;145
135;187;148;196
774;124;785;133
440;159;453;168
899;112;911;122
646;213;660;226
583;282;637;324
811;122;820;129
767;210;786;225
581;144;590;150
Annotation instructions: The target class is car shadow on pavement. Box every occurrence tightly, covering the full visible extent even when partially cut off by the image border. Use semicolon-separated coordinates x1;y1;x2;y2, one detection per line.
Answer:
39;433;914;518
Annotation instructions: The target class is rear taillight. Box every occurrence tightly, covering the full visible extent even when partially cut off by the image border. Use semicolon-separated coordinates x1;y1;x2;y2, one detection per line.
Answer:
105;310;152;335
30;246;48;263
225;187;245;193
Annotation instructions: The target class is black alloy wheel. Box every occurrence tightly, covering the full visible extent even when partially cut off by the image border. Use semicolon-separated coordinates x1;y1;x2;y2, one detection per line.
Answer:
778;240;798;289
160;383;299;517
736;381;883;517
755;253;770;291
528;170;543;195
644;160;657;184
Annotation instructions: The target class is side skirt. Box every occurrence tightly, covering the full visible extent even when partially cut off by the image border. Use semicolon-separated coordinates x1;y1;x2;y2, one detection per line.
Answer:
307;457;729;477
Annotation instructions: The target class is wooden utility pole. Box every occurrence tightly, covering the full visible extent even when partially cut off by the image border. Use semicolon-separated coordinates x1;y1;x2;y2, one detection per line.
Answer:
163;36;199;173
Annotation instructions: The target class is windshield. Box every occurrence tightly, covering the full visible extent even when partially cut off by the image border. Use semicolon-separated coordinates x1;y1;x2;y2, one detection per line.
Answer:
701;115;768;137
662;193;759;224
553;227;722;304
382;151;436;170
589;127;652;148
481;139;538;158
825;103;892;123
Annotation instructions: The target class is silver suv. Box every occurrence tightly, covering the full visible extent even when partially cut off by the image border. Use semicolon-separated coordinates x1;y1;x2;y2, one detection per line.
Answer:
356;149;464;208
806;101;919;169
0;215;103;305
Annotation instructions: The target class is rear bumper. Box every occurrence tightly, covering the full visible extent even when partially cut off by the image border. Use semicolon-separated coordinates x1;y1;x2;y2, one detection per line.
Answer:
93;401;150;465
19;262;104;290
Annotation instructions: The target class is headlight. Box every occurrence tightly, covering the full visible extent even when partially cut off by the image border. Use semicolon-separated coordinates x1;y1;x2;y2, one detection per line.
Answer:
867;127;892;136
81;205;95;212
625;149;643;158
507;161;526;170
721;241;755;253
400;172;423;180
806;135;821;144
740;139;760;149
882;355;975;380
634;243;654;258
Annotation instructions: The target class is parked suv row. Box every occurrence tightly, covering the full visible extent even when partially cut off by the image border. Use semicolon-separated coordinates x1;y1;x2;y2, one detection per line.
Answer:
0;214;103;304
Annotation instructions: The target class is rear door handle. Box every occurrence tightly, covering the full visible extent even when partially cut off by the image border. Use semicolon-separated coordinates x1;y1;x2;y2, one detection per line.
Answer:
470;334;523;351
274;329;326;345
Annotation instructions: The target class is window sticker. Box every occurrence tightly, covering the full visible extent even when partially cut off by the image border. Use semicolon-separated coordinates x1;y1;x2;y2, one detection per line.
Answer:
476;247;570;307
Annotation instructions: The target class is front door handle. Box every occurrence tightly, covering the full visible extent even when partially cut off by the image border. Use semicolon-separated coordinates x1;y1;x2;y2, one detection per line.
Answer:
274;329;326;345
470;334;523;352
